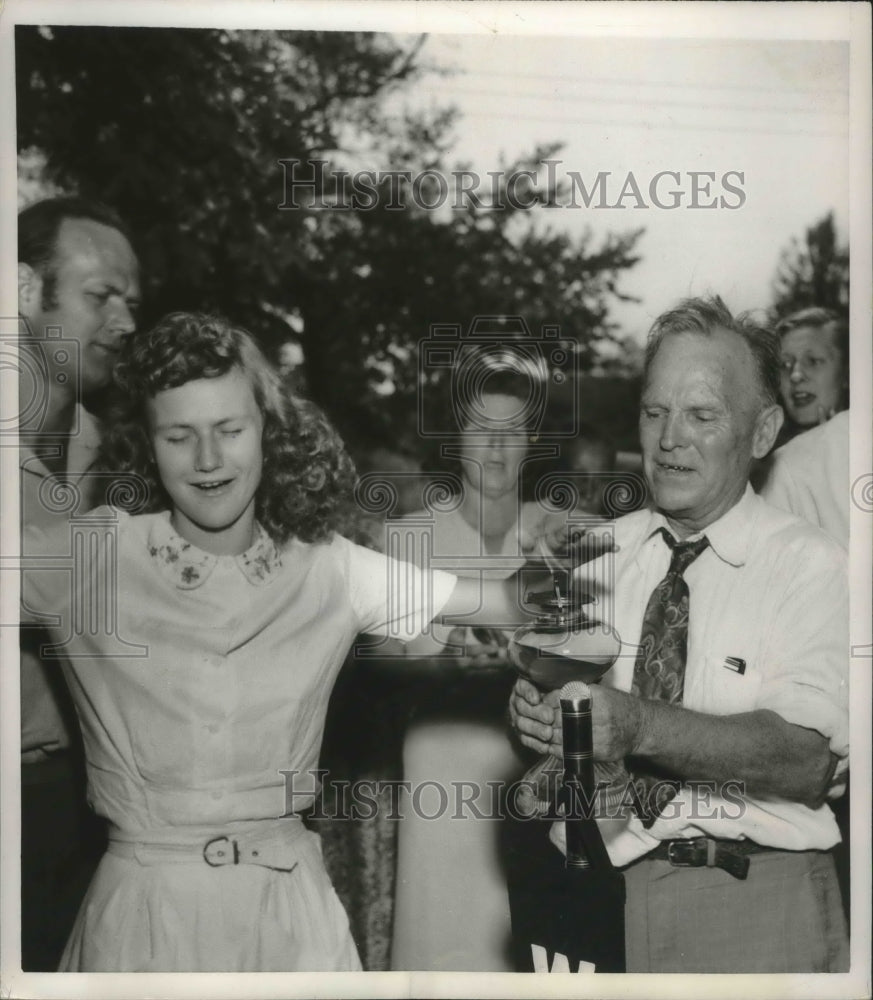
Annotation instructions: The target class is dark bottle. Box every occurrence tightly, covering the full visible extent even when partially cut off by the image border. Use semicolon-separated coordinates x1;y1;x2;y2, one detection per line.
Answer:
506;587;627;973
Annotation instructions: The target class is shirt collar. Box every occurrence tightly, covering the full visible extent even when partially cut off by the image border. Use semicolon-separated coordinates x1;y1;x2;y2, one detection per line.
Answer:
641;483;757;568
147;512;283;590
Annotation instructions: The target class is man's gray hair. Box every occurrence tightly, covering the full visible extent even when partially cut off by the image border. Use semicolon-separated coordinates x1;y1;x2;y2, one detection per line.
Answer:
644;295;781;408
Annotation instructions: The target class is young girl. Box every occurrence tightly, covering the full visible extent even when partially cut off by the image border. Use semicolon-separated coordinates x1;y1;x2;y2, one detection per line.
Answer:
20;312;534;972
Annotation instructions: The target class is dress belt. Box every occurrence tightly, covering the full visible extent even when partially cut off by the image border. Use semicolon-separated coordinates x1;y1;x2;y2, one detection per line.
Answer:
107;818;307;872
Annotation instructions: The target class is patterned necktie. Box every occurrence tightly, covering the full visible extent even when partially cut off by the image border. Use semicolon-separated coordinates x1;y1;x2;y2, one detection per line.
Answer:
629;527;710;826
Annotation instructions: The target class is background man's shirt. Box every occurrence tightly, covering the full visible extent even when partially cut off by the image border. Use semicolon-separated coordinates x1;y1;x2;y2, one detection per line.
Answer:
760;410;849;548
20;404;100;762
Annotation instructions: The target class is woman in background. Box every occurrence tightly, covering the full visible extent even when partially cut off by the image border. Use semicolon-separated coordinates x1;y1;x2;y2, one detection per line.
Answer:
753;306;849;494
390;362;545;972
775;307;848;443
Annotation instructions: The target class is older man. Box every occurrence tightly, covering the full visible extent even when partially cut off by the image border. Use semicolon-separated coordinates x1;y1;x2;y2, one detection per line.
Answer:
17;197;140;969
510;296;848;973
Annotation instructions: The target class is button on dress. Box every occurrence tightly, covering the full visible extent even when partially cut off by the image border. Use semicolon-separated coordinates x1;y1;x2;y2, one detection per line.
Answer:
21;508;455;971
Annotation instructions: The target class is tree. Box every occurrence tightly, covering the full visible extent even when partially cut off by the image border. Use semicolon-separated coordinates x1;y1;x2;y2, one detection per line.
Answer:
16;26;426;335
293;141;643;448
16;26;643;452
770;212;849;319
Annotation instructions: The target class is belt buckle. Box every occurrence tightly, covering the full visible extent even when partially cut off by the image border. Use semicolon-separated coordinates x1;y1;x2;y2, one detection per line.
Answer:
203;835;240;867
666;837;706;867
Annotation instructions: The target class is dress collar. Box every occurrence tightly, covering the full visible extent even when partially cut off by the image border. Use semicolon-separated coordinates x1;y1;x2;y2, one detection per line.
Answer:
641;483;757;568
147;512;282;590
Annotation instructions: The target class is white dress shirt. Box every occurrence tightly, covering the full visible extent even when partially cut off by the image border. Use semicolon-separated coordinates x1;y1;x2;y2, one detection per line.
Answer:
573;485;848;865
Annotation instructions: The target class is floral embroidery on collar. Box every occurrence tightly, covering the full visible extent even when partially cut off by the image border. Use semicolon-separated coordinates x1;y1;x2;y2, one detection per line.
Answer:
148;530;216;590
238;524;283;585
148;515;282;590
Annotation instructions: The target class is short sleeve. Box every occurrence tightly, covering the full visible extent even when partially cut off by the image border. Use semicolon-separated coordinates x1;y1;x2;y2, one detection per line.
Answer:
20;506;119;627
20;521;76;625
334;535;457;641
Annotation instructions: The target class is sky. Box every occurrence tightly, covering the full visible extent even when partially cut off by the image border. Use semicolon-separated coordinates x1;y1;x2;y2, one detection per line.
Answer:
8;10;853;351
386;34;849;343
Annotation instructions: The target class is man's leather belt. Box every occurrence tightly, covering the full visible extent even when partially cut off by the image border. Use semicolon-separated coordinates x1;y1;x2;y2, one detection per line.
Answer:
648;836;777;881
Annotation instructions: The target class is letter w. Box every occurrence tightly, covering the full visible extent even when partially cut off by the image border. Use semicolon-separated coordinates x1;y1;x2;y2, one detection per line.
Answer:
530;944;596;973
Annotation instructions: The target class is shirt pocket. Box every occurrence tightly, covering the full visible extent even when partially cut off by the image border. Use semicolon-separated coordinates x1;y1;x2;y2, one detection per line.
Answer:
696;652;763;716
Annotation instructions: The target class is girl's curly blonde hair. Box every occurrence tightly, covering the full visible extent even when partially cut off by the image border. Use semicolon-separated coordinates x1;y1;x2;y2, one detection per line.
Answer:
98;312;356;545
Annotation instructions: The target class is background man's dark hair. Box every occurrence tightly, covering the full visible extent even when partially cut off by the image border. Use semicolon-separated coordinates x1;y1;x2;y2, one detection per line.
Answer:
18;197;132;309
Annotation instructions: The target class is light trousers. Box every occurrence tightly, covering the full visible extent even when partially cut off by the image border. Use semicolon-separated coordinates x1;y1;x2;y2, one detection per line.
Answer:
624;848;849;973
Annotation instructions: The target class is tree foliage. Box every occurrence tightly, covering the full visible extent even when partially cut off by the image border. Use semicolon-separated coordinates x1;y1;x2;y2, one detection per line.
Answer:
770;212;849;320
16;25;642;451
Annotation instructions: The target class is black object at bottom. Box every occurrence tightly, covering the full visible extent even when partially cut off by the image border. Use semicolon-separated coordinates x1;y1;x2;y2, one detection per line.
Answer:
21;754;106;970
504;815;626;973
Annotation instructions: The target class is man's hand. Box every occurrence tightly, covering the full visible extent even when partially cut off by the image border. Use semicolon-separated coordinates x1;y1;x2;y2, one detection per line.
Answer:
509;678;561;756
510;678;645;762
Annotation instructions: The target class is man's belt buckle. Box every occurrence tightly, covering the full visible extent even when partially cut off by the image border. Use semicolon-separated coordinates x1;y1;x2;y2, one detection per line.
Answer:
666;837;707;868
203;835;241;867
665;837;750;880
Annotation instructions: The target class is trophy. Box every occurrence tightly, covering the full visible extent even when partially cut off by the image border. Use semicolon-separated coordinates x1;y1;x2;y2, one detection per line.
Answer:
508;576;627;829
505;570;628;972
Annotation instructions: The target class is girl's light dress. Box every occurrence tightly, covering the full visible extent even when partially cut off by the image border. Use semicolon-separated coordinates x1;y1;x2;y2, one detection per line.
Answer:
22;507;455;972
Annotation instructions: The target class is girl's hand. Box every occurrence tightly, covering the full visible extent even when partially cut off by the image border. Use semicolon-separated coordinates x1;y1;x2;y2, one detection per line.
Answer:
449;626;506;668
519;508;617;561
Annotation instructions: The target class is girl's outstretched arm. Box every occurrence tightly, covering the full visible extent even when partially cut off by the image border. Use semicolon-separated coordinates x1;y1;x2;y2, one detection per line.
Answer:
436;529;614;630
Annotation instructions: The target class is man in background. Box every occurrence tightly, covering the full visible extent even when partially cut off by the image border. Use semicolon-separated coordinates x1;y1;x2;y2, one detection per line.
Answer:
17;197;140;968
